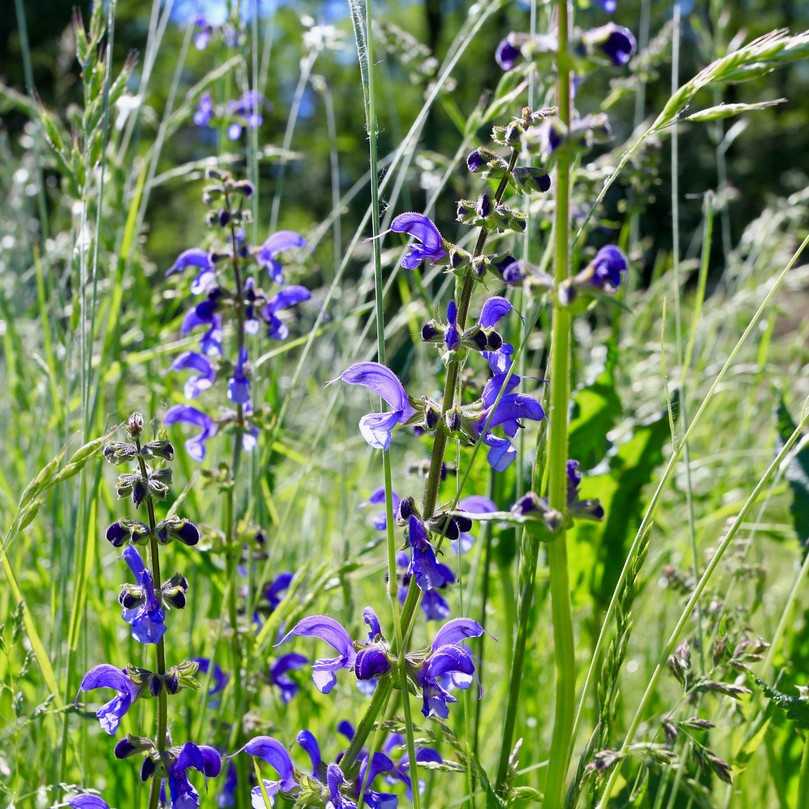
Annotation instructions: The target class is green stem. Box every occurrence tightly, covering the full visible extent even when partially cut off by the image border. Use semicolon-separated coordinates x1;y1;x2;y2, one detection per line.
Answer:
136;439;168;809
542;2;576;805
798;731;809;808
224;189;248;799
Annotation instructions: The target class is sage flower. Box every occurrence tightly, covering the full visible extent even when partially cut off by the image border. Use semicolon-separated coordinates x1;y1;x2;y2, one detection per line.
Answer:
277;612;391;693
390;213;447;269
79;664;140;735
257;230;307;284
164;406;216;461
171;352;216;399
120;545;166;644
339;362;415;450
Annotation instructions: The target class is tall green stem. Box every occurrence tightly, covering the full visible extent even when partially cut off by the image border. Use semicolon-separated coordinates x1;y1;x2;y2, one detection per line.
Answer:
542;2;576;806
136;438;168;809
224;189;248;800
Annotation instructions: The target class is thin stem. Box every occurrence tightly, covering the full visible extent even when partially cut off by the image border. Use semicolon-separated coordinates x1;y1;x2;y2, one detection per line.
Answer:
541;2;576;806
224;189;248;799
135;438;168;809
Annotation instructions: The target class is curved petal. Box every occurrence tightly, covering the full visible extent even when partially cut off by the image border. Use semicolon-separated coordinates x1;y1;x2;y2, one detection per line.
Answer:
358;410;403;451
339;363;412;417
458;495;497;514
167;248;213;277
264;285;311;315
432;618;485;650
390;213;444;253
241;736;297;792
425;644;475;680
483;433;516;472
278;615;354;658
67;796;110;809
296;729;322;774
363;607;382;641
478;296;512;329
487;394;545;430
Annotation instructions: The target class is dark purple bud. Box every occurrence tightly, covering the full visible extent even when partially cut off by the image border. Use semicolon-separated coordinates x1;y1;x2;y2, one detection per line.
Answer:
354;646;391;680
148;674;162;697
103;442;137;464
425;405;440;431
476;193;492;218
421;321;441;342
114;737;139;759
466;149;484;173
119;588;142;610
445;409;461;433
397;497;416;522
235;180;254;196
495;36;522;71
127;412;144;437
600;25;636;66
486;331;503;351
132;480;147;508
106;522;128;547
140;757;156;782
165;672;180;694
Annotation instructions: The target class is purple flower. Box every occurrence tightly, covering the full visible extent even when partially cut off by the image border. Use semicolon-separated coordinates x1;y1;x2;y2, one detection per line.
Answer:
390;213;447;270
194;16;213;50
238;736;297;806
327;763;357;809
165;742;221;809
416;618;484;718
483;434;516;472
598;0;617;11
228;347;250;405
171;352;216;399
167;248;213;279
226;90;265;140
277;613;390;693
296;729;322;775
192;657;229;698
269;653;309;703
67;796;109;809
407;515;453;593
590;245;628;290
193;92;214;127
164;406;216;461
356;753;397;809
338;362;415;450
495;36;522;71
590;23;636;66
264;571;293;611
478;296;512;329
466;149;485;173
79;664;140;735
121;545;166;644
257;231;307;284
445;300;460;350
383;735;443;798
485;393;545;435
262;285;311;340
364;487;401;531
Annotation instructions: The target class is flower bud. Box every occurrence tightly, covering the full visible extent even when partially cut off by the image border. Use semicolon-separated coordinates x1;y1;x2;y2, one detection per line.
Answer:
140;756;157;782
127;413;145;437
103;442;138;464
140;440;175;461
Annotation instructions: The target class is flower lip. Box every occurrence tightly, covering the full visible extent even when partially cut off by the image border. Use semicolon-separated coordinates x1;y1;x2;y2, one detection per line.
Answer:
390;212;447;270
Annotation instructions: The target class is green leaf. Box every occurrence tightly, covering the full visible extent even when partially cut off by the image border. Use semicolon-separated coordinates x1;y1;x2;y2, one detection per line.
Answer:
568;344;622;470
776;397;809;551
572;396;673;609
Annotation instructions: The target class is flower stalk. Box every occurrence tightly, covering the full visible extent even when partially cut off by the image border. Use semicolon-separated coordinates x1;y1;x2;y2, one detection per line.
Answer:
542;2;576;807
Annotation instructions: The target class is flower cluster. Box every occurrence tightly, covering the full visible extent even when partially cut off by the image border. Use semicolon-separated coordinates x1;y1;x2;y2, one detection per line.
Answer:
74;413;220;809
235;721;441;809
164;169;310;461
